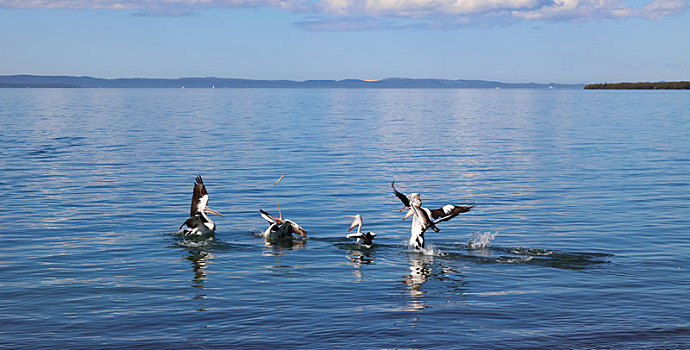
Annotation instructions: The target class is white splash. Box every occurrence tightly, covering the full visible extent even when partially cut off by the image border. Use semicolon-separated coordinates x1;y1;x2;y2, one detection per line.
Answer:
419;243;443;256
250;228;265;238
404;240;443;256
467;231;498;249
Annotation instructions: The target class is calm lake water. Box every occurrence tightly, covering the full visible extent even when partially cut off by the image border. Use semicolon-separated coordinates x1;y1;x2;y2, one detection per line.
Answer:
1;88;689;349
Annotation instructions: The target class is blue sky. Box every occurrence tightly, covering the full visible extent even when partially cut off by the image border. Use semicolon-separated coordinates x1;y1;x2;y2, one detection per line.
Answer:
1;0;688;83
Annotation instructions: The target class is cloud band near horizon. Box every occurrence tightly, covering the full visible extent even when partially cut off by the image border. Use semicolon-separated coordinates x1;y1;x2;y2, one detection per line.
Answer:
1;0;688;29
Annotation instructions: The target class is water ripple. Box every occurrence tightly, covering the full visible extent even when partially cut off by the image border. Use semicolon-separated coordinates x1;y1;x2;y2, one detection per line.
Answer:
1;89;688;348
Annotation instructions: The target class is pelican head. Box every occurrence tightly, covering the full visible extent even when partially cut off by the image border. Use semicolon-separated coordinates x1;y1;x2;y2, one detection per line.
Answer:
409;193;422;207
401;193;422;221
284;219;307;237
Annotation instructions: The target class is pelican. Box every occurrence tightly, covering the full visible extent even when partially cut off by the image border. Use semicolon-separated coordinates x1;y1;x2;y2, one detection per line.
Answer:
259;208;307;241
346;214;377;248
179;176;224;236
391;181;473;250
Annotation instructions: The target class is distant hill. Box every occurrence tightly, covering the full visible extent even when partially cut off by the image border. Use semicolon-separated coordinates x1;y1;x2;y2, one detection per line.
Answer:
585;81;690;90
0;81;79;88
0;75;583;89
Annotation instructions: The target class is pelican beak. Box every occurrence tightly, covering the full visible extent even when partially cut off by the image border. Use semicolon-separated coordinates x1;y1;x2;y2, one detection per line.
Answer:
399;206;408;212
348;215;362;231
294;226;307;237
348;221;358;232
402;208;415;221
205;207;225;217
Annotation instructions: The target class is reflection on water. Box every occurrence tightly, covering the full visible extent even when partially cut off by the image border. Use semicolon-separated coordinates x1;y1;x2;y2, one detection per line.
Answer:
171;235;220;313
185;248;214;315
346;249;375;267
346;249;375;281
261;239;307;269
403;250;471;313
403;253;434;311
262;238;307;250
186;249;212;292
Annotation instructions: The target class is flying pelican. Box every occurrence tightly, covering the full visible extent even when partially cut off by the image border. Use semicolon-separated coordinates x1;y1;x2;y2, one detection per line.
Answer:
346;214;377;248
179;176;224;236
259;207;307;241
391;181;473;250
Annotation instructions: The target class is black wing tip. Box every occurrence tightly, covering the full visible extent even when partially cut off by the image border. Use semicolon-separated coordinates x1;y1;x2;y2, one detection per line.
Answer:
180;217;192;229
195;175;204;185
454;203;475;214
455;202;475;211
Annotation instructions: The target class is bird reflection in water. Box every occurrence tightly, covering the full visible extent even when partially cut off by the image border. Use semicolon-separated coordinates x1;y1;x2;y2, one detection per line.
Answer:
261;239;307;269
403;253;434;311
186;249;214;309
346;249;375;281
263;238;307;250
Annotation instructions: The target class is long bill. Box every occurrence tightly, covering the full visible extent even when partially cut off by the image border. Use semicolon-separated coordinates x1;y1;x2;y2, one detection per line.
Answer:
402;208;415;221
205;207;225;217
348;215;363;233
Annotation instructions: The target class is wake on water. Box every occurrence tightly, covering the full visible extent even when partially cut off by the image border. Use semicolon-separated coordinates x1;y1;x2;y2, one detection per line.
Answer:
403;231;499;256
402;231;611;270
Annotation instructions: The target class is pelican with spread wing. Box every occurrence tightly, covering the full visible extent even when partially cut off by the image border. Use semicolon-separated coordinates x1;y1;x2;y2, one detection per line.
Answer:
391;181;473;249
179;176;225;236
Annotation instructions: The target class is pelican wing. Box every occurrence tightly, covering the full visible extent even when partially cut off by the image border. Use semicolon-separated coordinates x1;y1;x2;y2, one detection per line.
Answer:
430;203;474;223
180;216;194;230
260;209;281;224
346;232;365;239
191;175;209;216
416;206;441;233
391;182;410;207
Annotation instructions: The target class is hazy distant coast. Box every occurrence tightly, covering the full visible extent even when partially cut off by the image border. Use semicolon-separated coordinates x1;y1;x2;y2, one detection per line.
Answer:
0;75;583;89
585;81;690;90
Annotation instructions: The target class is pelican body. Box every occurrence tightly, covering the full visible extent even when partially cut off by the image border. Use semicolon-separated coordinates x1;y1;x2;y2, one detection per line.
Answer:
392;182;473;250
346;214;377;248
260;209;307;241
179;176;224;236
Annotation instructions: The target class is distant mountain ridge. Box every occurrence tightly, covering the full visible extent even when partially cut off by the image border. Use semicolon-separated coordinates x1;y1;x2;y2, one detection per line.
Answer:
0;75;584;89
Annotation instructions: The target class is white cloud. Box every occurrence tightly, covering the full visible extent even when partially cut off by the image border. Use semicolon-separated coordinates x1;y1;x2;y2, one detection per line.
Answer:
641;0;690;19
1;0;688;28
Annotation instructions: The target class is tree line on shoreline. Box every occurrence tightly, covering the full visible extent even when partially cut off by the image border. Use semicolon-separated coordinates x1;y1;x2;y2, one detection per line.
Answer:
585;81;690;89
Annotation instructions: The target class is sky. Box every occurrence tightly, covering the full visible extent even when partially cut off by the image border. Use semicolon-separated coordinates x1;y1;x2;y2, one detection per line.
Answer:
0;0;689;84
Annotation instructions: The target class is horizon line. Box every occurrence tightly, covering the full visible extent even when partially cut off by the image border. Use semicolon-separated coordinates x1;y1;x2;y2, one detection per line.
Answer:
0;74;588;86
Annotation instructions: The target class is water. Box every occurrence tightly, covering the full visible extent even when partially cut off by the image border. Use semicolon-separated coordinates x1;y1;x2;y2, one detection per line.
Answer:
1;88;689;349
